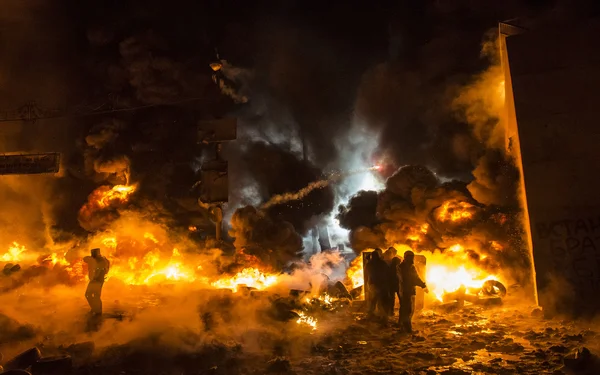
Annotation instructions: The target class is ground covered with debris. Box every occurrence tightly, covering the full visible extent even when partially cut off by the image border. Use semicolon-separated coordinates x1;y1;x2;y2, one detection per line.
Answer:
2;292;600;375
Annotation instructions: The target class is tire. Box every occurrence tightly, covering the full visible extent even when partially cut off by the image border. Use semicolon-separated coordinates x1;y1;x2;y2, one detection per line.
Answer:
4;348;41;370
31;355;72;375
481;280;507;297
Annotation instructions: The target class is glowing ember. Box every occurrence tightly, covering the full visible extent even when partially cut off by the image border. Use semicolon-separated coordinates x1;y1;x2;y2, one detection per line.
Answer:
436;200;475;222
1;242;27;262
211;268;279;292
295;311;317;330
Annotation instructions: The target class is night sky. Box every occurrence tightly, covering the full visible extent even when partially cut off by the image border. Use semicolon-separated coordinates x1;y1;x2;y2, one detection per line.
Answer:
0;0;598;245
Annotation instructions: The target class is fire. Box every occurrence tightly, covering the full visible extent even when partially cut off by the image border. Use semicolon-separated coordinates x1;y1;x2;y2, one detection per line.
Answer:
211;268;279;292
427;264;497;302
104;243;200;285
448;244;463;253
1;242;27;262
345;244;501;304
41;252;70;267
295;311;317;330
436;200;475;222
97;184;137;208
346;255;364;289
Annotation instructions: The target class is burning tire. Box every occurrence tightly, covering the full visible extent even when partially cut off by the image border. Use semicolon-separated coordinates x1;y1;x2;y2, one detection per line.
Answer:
481;280;507;297
31;355;72;375
4;348;41;371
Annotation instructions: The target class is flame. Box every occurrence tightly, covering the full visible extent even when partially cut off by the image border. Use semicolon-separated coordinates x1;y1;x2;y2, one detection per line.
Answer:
448;244;463;253
96;184;137;208
427;264;497;302
345;244;501;304
295;311;317;330
1;242;27;262
436;200;475;222
42;252;70;267
211;267;279;292
346;255;364;289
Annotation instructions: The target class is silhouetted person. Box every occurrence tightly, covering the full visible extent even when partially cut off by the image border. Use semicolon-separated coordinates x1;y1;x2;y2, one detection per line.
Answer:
382;247;398;315
365;249;388;318
83;248;110;316
389;256;402;316
398;250;427;333
383;247;397;263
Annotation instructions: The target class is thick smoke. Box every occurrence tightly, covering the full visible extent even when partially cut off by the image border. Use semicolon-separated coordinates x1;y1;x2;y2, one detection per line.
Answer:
229;206;302;270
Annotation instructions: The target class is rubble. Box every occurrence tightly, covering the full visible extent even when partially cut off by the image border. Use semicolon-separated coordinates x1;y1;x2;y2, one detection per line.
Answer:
266;357;293;374
562;347;595;371
30;355;72;374
3;348;41;371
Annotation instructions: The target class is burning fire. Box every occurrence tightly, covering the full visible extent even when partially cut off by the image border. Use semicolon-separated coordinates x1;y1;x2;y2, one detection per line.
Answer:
346;256;364;289
1;242;27;262
97;235;202;285
97;184;137;208
427;264;497;301
295;311;317;330
211;268;279;292
346;241;502;304
0;235;282;294
436;200;476;222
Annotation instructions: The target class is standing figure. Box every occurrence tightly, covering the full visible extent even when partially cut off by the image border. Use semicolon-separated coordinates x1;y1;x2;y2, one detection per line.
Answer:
398;250;427;333
365;249;388;318
382;247;398;315
83;248;110;316
389;256;402;316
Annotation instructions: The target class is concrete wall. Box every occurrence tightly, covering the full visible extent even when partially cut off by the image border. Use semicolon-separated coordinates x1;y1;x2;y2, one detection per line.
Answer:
505;20;600;316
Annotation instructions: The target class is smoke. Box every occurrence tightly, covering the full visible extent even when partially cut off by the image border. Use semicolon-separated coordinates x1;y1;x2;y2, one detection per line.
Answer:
229;206;303;269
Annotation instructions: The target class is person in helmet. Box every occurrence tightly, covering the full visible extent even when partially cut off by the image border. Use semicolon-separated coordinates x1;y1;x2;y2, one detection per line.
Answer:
398;250;427;333
365;249;388;319
83;248;110;316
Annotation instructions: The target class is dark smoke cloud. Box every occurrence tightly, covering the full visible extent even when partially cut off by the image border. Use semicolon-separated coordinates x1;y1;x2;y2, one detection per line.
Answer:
338;163;531;286
229;206;303;270
232;142;335;235
337;191;379;231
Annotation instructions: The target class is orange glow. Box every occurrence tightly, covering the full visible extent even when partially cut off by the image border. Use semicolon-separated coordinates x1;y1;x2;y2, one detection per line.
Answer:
96;184;137;208
295;311;317;330
41;252;70;267
1;242;27;262
211;267;279;292
346;244;501;304
346;255;364;289
436;200;475;222
448;244;464;253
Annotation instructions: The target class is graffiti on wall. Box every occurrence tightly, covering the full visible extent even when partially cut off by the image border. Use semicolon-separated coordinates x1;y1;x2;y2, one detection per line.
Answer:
534;217;600;311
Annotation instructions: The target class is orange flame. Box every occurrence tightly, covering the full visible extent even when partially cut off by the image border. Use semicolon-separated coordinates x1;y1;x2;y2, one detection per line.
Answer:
346;256;364;289
1;242;27;262
346;243;501;304
211;268;279;292
97;184;137;208
436;200;475;222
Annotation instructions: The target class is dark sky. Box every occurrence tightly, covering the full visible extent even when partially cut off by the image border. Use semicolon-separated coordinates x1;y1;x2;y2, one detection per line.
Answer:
0;0;598;241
